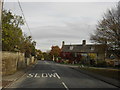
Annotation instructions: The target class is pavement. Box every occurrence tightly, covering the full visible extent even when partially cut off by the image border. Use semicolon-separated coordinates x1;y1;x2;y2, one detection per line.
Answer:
2;60;119;89
2;64;35;88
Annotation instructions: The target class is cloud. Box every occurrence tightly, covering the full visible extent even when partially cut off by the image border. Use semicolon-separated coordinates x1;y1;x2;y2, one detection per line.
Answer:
4;2;117;51
5;0;120;2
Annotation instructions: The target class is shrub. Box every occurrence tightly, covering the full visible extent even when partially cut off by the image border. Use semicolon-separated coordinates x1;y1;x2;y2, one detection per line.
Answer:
63;60;69;64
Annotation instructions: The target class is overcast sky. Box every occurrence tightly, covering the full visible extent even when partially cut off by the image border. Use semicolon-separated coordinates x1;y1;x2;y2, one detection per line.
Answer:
3;1;119;52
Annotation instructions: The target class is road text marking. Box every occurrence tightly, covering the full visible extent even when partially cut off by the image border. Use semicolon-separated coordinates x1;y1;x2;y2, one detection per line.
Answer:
27;73;61;79
35;73;40;78
42;73;48;78
48;73;56;77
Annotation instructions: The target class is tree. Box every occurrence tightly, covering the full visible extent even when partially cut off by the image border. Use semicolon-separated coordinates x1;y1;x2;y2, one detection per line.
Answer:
22;35;36;57
36;49;43;60
2;10;37;58
42;52;52;60
2;10;24;51
50;46;61;60
90;2;120;58
31;41;36;56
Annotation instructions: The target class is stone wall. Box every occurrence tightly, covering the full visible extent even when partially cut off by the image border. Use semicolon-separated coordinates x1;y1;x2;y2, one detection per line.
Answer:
17;52;26;70
2;51;36;76
2;52;18;75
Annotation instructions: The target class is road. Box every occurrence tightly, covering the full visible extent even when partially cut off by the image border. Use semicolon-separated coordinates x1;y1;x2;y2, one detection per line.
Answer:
8;60;118;89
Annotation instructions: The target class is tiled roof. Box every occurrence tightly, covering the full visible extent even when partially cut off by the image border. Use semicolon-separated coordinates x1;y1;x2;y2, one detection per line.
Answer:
62;44;103;53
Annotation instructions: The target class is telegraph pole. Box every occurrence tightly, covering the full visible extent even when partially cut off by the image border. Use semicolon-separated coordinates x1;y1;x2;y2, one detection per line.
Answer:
0;0;3;21
0;0;3;51
0;0;3;89
0;0;3;34
0;0;2;32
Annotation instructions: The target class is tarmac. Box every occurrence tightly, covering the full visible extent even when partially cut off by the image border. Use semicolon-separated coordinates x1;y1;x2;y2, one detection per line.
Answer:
2;63;120;89
71;66;120;88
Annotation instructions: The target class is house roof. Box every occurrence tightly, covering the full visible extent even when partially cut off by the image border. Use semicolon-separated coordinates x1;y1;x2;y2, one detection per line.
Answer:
61;44;103;53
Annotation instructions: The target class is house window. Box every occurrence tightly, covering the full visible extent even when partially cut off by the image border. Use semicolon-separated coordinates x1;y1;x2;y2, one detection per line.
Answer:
75;53;77;57
90;47;94;51
70;46;74;50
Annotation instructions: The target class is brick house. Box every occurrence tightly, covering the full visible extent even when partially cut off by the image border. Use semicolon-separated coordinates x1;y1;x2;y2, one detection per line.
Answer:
60;40;106;64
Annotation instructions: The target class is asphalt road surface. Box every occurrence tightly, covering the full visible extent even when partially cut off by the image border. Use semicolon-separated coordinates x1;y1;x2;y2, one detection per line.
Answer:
8;60;118;89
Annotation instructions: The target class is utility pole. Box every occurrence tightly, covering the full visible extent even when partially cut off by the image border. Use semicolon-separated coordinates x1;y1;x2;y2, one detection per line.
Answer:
0;0;3;28
0;0;2;31
0;0;3;50
0;0;2;89
0;0;3;43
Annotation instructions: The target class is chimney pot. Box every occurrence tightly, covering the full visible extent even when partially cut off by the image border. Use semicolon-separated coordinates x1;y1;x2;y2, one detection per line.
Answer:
62;41;65;46
82;40;86;45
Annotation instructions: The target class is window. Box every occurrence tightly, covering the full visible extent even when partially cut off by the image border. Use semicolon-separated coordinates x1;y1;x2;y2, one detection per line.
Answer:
90;47;94;51
70;46;74;50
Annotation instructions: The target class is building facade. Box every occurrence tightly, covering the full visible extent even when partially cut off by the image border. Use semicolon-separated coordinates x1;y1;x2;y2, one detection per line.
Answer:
60;40;106;64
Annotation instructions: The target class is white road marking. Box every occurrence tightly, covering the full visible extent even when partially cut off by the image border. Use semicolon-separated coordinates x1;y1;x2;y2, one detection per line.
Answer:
27;73;34;78
34;73;38;77
26;72;61;79
62;82;69;90
48;73;56;77
34;73;40;78
55;73;61;79
42;73;48;77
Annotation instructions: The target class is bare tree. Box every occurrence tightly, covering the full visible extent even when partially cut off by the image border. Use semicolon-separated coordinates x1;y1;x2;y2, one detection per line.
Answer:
90;2;120;58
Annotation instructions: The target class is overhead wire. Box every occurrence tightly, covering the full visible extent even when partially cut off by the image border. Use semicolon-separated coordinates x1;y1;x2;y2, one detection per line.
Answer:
17;0;33;39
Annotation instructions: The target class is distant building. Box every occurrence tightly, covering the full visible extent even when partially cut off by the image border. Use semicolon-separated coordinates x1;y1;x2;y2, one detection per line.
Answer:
60;40;106;64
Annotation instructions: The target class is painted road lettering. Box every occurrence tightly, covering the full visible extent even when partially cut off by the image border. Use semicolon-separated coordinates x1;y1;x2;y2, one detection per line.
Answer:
48;73;56;77
42;73;48;78
27;73;34;78
34;73;40;78
27;73;60;79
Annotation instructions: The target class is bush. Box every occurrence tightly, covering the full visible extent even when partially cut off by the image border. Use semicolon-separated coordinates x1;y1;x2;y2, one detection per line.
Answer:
63;60;69;64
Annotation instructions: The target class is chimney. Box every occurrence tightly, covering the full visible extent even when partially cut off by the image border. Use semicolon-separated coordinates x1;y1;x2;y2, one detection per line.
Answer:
62;41;65;46
61;41;65;49
82;40;86;45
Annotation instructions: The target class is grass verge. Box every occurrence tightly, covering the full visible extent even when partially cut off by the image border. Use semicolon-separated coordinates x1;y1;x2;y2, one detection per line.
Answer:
79;67;120;81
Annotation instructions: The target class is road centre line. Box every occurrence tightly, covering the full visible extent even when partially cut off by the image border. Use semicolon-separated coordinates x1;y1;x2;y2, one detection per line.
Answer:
54;72;68;89
55;73;61;79
62;82;69;90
